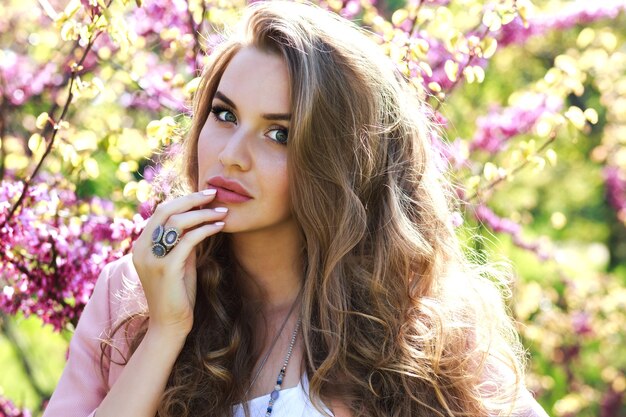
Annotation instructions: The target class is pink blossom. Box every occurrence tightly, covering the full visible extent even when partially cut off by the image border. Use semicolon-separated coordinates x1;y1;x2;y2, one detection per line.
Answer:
604;165;626;223
470;93;562;154
475;204;522;235
0;176;145;330
601;388;624;417
417;33;464;92
0;395;31;417
128;0;191;38
437;138;469;170
450;211;464;228
0;51;57;105
571;311;593;336
340;0;362;19
474;204;550;259
80;0;103;18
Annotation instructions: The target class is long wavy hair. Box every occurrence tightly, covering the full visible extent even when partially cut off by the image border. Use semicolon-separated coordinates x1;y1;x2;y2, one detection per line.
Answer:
103;2;528;416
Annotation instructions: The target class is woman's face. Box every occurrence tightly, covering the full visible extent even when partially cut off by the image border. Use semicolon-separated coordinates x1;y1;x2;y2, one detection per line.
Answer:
197;47;295;236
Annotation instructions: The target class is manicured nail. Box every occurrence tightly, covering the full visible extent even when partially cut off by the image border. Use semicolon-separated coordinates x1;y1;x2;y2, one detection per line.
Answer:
214;222;225;226
202;189;217;196
214;207;228;213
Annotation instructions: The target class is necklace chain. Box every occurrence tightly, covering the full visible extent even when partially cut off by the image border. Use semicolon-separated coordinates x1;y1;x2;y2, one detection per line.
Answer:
264;318;301;417
245;291;302;400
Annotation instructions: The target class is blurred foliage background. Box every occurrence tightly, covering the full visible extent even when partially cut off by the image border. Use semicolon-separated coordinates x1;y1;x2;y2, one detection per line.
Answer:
1;0;625;416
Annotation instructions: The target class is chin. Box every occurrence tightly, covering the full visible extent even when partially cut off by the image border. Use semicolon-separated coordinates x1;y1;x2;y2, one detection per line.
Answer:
217;221;249;234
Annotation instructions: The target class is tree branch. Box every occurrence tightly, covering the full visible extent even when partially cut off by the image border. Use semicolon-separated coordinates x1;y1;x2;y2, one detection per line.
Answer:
1;28;104;228
467;131;557;202
435;26;490;112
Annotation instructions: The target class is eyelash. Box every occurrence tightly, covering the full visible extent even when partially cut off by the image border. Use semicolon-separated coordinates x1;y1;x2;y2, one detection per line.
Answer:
210;105;236;124
209;105;289;146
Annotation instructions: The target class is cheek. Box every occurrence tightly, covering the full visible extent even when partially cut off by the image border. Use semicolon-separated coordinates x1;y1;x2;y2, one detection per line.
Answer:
197;125;210;155
197;137;208;162
273;158;291;201
257;153;290;201
197;129;219;171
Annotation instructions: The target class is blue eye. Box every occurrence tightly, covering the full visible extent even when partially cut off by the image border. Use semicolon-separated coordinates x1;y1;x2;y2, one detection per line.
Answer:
266;127;288;145
210;106;237;123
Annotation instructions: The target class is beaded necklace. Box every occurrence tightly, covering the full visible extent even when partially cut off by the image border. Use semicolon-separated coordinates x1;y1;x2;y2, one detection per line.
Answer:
264;318;301;417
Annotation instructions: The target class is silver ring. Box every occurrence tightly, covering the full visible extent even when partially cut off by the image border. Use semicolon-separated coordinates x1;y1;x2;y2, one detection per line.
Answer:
151;242;167;258
162;227;181;248
150;225;181;258
151;224;164;244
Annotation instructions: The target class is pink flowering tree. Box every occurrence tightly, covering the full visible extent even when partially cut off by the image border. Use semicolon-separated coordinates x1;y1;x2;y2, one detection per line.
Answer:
1;0;625;415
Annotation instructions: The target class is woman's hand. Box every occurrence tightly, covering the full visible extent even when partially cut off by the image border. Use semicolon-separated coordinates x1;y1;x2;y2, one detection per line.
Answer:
132;189;227;337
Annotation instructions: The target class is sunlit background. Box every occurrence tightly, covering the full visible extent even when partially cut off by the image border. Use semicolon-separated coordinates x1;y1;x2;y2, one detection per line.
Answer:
1;0;625;416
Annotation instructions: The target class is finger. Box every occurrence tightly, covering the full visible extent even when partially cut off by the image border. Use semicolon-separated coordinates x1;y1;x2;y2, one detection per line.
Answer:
150;189;218;227
166;208;228;232
167;222;226;259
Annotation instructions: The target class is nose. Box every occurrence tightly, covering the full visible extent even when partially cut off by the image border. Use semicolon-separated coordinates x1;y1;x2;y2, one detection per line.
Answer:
218;128;252;172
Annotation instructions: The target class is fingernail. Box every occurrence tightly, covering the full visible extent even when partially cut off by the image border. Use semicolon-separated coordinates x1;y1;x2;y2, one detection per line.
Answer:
214;207;228;213
215;222;225;226
202;189;217;196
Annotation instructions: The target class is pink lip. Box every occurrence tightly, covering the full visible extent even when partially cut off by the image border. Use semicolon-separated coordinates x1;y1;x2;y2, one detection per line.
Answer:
207;176;252;204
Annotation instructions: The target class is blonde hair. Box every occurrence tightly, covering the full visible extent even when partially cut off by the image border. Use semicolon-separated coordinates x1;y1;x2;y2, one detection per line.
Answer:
105;2;527;416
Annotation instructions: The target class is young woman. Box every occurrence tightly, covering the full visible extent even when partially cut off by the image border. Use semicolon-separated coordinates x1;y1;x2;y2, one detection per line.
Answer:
43;2;549;417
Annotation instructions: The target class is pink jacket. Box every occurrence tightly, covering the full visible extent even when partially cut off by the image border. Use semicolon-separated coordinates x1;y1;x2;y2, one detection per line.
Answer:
43;255;144;417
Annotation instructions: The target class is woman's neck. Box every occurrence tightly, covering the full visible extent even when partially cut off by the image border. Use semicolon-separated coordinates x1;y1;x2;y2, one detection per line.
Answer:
228;224;304;314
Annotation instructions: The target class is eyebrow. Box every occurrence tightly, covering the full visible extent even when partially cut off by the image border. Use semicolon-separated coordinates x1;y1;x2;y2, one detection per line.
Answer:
214;91;291;122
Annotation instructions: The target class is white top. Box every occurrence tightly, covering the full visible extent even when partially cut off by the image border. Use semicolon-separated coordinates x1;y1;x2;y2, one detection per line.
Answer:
233;375;332;417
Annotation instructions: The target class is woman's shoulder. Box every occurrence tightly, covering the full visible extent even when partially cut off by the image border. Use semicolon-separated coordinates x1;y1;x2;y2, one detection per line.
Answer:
88;254;146;331
100;254;140;287
41;255;145;416
93;254;147;382
68;254;145;346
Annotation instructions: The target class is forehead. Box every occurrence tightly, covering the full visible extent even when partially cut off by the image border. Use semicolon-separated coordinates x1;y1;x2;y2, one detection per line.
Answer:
217;47;291;111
